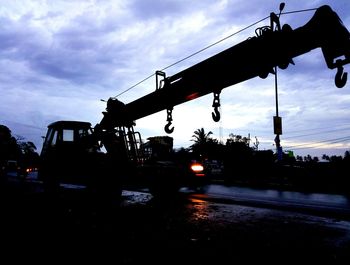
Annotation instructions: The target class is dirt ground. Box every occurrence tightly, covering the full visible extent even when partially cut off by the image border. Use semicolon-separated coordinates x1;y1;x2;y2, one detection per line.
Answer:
1;185;350;264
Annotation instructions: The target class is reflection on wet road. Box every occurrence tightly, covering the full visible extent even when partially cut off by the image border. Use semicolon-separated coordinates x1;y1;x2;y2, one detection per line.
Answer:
204;184;350;205
185;184;350;219
125;182;350;220
119;188;350;264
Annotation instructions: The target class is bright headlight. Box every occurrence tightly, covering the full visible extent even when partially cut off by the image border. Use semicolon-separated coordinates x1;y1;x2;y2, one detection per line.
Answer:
191;163;204;172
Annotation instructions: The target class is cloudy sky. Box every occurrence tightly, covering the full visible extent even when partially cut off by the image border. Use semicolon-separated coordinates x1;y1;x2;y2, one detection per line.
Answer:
1;0;350;158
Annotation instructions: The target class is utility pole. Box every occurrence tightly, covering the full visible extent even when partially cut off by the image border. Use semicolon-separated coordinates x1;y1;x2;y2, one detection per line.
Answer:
271;3;286;161
273;66;283;161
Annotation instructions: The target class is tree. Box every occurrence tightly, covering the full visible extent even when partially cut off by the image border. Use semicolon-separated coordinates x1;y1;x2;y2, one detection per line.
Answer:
296;155;303;162
17;140;40;169
226;133;250;146
225;133;252;158
191;128;213;146
0;124;21;162
18;141;37;155
0;125;39;171
322;154;330;161
252;136;259;151
190;128;213;158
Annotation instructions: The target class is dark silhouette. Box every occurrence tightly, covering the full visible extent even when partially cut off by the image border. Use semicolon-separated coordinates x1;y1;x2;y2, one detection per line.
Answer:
2;5;350;262
190;127;213;159
36;5;350;202
0;125;29;181
0;125;21;161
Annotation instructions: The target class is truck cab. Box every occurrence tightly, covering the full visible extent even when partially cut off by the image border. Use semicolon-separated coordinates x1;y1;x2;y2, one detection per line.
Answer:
39;121;112;191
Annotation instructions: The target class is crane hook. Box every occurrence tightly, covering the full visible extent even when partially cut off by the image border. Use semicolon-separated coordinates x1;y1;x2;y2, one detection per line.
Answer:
335;64;348;88
212;107;221;122
164;122;174;134
212;91;221;122
164;107;174;134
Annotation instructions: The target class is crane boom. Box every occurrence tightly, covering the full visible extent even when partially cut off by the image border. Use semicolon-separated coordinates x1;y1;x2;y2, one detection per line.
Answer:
99;5;349;132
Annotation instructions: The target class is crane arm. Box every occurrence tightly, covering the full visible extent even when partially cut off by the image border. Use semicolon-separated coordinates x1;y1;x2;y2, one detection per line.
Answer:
99;5;350;131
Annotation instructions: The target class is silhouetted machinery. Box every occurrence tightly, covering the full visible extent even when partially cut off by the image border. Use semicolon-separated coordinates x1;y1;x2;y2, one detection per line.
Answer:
39;5;350;199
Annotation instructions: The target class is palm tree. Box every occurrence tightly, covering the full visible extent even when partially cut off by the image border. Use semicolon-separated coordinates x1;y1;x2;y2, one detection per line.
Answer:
191;128;213;146
190;128;213;158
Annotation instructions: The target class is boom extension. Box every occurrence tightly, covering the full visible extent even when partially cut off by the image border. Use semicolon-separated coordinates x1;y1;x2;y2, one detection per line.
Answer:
100;5;350;131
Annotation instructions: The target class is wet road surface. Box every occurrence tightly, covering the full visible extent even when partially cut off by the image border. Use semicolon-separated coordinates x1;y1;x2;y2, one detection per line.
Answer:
190;184;350;220
1;182;350;264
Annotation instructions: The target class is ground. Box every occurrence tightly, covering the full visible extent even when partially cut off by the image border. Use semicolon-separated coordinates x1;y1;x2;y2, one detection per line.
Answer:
1;184;350;264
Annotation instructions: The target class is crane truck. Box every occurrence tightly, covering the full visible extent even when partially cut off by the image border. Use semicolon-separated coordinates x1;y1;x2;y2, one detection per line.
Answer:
39;4;350;200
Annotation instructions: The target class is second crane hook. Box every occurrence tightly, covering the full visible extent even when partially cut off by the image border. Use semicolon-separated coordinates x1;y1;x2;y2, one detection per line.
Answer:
164;121;174;134
212;91;221;122
212;107;221;122
335;64;348;88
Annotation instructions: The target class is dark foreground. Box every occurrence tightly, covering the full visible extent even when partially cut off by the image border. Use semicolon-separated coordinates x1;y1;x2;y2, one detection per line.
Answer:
1;183;350;264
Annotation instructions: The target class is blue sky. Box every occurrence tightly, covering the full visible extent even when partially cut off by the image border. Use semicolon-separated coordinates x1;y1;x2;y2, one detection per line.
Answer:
0;0;350;158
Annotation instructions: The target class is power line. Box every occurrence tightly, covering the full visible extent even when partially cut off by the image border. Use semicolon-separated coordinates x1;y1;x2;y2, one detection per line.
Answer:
284;123;350;134
112;15;270;99
112;7;319;99
111;73;156;99
287;135;350;148
280;125;350;152
0;120;44;131
283;125;350;140
284;136;350;150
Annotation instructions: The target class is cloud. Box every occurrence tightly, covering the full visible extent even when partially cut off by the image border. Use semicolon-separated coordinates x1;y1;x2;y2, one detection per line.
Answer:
0;0;349;158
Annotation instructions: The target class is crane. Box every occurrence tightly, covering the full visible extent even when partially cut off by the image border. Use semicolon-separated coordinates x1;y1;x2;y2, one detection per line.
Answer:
39;4;350;198
98;5;349;134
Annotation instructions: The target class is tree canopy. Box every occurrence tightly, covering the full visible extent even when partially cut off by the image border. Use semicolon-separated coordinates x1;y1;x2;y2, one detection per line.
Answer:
0;124;39;167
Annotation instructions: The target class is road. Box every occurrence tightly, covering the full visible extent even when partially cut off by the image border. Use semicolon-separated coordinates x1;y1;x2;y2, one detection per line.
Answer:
1;177;350;264
189;184;350;220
